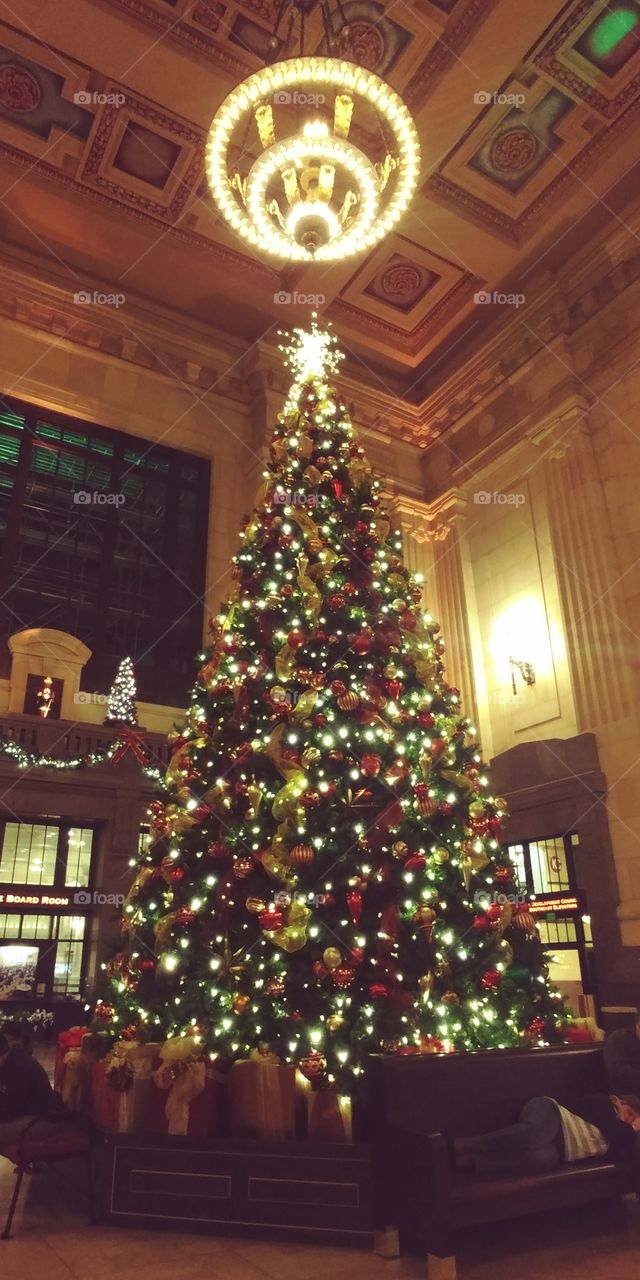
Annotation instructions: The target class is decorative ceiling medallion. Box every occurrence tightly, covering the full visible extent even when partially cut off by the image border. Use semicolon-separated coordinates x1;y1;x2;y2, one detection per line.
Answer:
0;64;42;113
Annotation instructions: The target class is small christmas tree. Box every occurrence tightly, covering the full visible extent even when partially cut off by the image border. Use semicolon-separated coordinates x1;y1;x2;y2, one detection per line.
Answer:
104;657;138;727
105;322;565;1094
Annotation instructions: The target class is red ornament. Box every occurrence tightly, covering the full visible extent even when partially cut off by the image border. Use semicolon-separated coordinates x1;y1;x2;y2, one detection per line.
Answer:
170;867;186;885
352;631;372;654
418;711;435;729
343;582;357;597
94;1003;114;1022
313;960;328;979
175;907;197;926
354;521;369;533
405;853;427;870
259;907;284;931
139;958;156;972
495;865;514;883
485;902;503;924
327;593;345;610
416;795;438;818
313;713;327;727
346;888;363;925
399;611;417;631
331;965;356;988
369;983;389;1000
430;739;446;759
351;946;364;965
288;629;305;648
472;914;492;931
301;789;321;809
488;816;503;837
481;968;502;990
386;679;403;700
363;548;376;562
298;1050;327;1079
439;801;454;817
280;584;293;597
233;858;253;880
330;680;347;696
290;843;314;866
361;753;382;776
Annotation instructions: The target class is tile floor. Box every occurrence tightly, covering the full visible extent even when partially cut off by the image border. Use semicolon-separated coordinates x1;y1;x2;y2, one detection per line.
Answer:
1;1154;640;1280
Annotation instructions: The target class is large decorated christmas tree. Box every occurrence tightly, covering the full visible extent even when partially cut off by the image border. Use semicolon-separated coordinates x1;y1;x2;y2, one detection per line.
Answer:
105;322;565;1094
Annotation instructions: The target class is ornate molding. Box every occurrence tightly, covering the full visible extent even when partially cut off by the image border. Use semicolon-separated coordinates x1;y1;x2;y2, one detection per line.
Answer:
405;0;502;110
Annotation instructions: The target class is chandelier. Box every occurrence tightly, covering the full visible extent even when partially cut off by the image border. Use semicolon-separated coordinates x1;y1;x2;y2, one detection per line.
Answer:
206;4;420;263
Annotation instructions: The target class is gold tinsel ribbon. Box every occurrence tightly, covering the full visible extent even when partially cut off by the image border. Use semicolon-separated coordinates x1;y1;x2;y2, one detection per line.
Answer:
297;554;321;616
264;899;311;953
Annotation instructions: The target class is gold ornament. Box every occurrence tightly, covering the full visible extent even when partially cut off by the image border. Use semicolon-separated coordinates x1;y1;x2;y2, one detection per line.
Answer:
337;691;360;710
419;973;433;994
433;846;450;864
323;946;342;970
391;840;409;860
301;747;321;768
326;1013;345;1032
246;896;267;913
233;994;251;1014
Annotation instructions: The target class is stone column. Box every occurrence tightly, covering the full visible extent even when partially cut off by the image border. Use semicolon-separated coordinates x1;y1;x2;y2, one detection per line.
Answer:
394;493;485;743
534;414;640;943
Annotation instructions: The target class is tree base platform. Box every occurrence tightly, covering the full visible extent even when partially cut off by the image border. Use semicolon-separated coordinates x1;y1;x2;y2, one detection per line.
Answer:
96;1131;373;1246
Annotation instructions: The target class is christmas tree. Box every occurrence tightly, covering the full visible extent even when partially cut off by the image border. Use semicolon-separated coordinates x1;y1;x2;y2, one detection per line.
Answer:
105;657;138;727
106;322;565;1094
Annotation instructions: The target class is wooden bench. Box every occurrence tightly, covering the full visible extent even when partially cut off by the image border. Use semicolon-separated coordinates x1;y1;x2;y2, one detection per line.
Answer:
0;1116;93;1239
368;1045;636;1277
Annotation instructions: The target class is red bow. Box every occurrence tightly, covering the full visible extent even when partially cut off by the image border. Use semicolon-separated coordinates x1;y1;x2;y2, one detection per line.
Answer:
112;727;148;765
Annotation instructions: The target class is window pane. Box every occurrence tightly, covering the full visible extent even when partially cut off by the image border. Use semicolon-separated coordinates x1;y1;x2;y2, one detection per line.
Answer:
53;916;86;995
65;828;94;887
21;914;53;940
0;823;59;884
529;836;571;893
0;914;21;938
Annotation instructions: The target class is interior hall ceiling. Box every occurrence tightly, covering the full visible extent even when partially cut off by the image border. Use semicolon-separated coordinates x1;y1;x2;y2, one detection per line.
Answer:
0;0;639;431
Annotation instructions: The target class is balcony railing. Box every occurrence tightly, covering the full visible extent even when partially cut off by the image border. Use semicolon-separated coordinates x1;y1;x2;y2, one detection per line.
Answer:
0;712;172;768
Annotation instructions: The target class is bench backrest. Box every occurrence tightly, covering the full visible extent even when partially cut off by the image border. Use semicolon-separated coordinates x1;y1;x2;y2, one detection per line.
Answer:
368;1045;608;1137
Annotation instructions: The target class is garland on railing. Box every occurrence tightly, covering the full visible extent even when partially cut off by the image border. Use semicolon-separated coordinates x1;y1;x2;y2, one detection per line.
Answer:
0;725;165;780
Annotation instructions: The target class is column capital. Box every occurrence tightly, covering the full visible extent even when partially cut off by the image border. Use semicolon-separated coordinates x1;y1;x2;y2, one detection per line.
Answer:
528;392;591;461
392;489;468;543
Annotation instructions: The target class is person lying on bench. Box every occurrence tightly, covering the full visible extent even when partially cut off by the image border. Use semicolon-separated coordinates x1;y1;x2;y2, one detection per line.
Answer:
454;1093;640;1174
0;1031;65;1147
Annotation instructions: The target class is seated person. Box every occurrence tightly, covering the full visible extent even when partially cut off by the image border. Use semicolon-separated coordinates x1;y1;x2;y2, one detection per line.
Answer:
455;1093;640;1174
604;1010;640;1093
0;1020;33;1053
0;1031;65;1147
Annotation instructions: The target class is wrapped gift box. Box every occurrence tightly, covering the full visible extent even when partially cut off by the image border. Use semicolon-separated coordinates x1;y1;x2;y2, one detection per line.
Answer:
150;1058;230;1137
89;1042;160;1133
230;1057;296;1141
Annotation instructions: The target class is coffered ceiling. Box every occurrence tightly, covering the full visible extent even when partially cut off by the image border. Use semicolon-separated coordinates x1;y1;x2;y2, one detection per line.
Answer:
0;0;638;427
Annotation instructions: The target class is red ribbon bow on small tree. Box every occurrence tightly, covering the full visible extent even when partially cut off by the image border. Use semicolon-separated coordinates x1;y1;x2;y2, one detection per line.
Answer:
112;727;148;765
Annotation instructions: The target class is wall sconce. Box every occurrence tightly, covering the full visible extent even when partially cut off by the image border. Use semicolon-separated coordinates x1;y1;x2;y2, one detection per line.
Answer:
509;657;536;695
